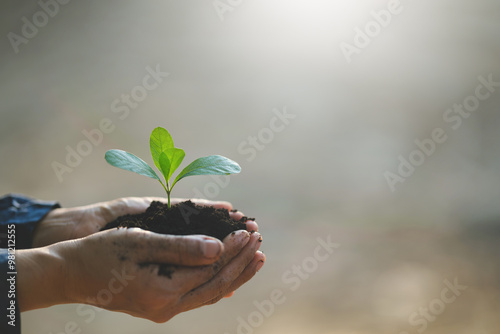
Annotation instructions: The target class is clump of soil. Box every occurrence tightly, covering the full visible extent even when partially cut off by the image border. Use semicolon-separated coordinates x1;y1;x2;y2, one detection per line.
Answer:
102;200;251;240
101;200;254;277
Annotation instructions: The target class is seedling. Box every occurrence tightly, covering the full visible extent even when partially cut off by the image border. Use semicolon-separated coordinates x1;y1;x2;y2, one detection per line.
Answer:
105;127;241;209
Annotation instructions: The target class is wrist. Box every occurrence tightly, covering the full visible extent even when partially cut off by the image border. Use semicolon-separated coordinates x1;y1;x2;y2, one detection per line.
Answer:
17;246;68;311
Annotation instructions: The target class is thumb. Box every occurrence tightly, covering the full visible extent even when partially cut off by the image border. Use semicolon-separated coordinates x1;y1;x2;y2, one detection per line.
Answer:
132;230;224;266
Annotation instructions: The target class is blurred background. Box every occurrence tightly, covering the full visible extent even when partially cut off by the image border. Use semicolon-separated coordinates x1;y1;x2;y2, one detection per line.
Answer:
1;0;500;333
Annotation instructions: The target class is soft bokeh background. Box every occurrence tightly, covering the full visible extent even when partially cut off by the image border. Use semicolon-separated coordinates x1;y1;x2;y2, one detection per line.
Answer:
1;0;500;333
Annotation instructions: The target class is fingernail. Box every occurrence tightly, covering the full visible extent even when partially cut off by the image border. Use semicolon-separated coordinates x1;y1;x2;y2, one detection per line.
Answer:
229;230;250;243
256;251;265;271
256;260;265;271
203;239;222;258
251;232;262;242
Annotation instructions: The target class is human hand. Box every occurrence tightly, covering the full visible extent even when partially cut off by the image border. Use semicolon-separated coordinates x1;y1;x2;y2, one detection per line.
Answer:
32;197;258;247
18;227;265;322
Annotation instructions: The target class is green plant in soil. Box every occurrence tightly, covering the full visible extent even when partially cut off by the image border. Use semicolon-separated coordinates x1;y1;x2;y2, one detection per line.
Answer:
105;127;241;209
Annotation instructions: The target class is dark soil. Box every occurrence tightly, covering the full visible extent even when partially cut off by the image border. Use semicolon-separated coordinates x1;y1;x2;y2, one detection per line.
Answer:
101;200;253;277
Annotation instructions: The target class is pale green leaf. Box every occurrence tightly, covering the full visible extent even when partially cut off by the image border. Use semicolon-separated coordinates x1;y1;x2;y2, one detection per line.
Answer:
105;149;160;180
172;155;241;187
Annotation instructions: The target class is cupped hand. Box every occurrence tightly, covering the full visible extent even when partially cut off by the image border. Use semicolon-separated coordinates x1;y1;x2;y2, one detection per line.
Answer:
32;197;258;247
19;227;265;322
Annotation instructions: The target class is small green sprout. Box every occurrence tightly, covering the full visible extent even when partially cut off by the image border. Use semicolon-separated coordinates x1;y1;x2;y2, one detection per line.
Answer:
105;127;241;209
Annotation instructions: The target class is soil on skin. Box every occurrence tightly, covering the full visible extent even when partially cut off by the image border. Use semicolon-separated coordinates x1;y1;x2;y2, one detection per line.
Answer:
101;200;253;278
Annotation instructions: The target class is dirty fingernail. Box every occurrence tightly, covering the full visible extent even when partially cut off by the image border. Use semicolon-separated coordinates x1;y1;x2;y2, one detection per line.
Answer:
228;230;250;243
256;260;265;271
203;239;222;258
252;232;262;242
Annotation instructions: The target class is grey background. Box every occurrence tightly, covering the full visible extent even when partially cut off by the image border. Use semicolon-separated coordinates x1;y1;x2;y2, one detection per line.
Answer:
1;0;499;333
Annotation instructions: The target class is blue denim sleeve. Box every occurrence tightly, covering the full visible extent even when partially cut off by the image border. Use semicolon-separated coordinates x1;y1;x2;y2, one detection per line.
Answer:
0;194;60;249
1;194;60;334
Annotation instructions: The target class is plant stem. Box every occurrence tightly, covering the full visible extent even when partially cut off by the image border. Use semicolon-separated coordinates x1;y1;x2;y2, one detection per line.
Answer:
166;182;171;209
158;180;171;209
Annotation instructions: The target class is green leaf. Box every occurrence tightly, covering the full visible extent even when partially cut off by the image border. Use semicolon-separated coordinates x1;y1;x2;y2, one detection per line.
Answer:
150;127;174;172
158;152;171;183
172;155;241;187
160;148;185;182
105;149;160;181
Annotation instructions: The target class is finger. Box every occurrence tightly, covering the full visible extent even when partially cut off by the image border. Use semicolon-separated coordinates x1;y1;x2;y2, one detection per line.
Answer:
219;251;266;295
229;210;245;221
121;229;225;266
179;232;262;310
97;197;152;224
244;220;259;233
153;230;251;294
202;251;265;306
228;210;258;232
224;292;235;298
